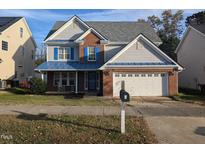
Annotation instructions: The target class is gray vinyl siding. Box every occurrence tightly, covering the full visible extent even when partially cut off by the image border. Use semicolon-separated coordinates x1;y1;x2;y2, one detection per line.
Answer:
52;20;87;40
113;39;166;63
47;45;79;61
178;28;205;89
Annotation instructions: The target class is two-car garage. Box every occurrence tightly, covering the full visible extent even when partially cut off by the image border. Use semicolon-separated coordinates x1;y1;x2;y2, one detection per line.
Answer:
113;72;169;97
102;34;182;97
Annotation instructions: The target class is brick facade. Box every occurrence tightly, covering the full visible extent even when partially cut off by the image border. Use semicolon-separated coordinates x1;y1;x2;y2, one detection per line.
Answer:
103;68;179;97
168;71;178;96
102;70;113;96
79;32;104;64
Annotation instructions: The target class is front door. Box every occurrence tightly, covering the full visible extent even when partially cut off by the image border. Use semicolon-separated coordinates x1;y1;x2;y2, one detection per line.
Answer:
88;72;96;90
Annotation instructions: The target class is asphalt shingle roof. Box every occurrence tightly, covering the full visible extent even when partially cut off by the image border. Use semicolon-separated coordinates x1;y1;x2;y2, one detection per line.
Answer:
44;20;161;43
35;61;103;71
191;24;205;35
0;17;22;32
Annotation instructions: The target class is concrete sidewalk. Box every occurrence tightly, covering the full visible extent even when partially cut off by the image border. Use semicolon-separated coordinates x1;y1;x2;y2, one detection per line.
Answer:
0;105;140;116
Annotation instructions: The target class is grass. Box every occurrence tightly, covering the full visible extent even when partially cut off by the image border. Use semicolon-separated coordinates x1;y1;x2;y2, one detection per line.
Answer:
174;93;205;101
0;91;118;106
172;88;205;105
0;115;157;144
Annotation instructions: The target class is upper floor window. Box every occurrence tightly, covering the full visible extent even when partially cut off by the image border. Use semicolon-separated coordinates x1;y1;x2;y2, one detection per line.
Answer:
59;47;71;60
88;47;96;61
2;41;8;51
20;27;23;38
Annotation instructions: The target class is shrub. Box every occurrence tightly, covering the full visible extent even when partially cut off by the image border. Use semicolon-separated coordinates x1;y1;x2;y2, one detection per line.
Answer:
9;87;30;94
29;77;47;94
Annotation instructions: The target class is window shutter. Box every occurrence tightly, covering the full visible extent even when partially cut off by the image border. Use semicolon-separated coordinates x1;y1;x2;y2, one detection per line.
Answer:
95;47;100;62
71;47;74;60
84;47;88;62
54;47;58;60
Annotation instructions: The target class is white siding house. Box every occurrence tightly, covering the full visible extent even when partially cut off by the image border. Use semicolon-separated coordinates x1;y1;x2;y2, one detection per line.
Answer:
176;25;205;90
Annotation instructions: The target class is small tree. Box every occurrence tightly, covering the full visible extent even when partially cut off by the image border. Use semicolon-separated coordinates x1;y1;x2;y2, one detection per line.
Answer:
29;77;47;94
35;58;45;67
35;43;46;66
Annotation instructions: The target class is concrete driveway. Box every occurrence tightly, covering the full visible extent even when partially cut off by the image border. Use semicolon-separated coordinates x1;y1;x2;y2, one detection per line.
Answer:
131;97;205;144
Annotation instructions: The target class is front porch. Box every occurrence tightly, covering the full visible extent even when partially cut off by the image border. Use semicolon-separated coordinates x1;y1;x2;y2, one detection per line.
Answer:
41;71;102;95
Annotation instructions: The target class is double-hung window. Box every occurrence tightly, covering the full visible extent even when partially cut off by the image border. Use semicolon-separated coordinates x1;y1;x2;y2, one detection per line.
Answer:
88;47;96;61
2;41;8;51
59;48;71;60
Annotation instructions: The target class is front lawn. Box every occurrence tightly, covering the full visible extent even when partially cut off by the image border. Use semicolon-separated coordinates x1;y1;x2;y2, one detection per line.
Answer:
0;92;118;106
0;115;157;144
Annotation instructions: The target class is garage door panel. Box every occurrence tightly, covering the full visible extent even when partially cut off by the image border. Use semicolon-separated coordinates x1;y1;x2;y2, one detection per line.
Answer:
113;73;168;97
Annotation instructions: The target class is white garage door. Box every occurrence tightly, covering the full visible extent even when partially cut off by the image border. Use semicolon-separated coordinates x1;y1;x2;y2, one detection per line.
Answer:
113;72;168;97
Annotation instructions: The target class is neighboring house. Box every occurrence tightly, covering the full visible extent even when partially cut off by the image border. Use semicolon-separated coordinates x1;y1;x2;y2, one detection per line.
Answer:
0;17;36;89
176;24;205;90
35;16;182;97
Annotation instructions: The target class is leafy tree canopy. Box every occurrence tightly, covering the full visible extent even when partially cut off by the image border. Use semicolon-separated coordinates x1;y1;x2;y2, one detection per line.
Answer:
138;10;184;54
186;11;205;26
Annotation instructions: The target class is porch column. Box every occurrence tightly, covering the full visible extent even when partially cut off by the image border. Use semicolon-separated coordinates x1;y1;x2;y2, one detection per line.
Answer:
41;72;44;81
75;71;78;93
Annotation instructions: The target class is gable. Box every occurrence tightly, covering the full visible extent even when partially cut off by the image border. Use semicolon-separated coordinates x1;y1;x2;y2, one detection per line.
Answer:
178;27;205;68
0;17;36;48
176;26;205;54
112;38;170;64
101;34;183;70
83;32;101;44
0;17;22;32
52;19;87;41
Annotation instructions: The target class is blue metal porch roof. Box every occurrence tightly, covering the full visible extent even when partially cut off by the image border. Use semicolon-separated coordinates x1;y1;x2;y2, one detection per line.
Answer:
105;62;176;68
35;61;102;71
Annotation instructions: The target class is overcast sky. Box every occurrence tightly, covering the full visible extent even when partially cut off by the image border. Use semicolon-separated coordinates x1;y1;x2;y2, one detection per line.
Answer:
0;9;203;47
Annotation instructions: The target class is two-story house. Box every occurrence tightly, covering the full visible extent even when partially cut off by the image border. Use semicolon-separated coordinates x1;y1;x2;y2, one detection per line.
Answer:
0;17;36;89
35;16;182;97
